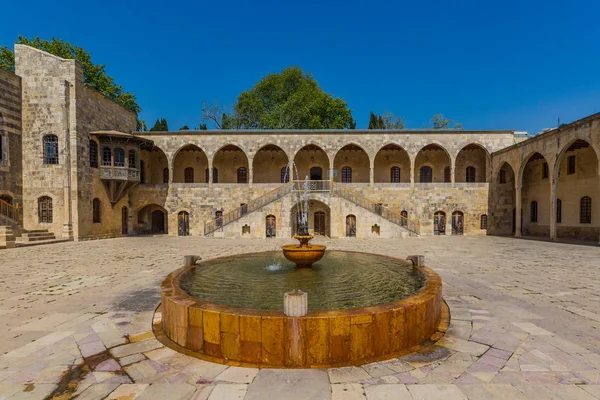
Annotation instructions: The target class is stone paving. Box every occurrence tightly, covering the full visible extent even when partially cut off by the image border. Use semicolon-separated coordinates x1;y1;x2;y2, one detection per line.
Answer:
0;236;599;399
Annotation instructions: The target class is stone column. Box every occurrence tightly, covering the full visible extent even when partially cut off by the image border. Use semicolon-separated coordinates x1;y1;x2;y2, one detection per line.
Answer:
515;184;522;237
410;160;415;188
549;177;557;240
369;167;374;187
451;166;456;185
61;81;73;240
248;157;253;188
208;159;213;189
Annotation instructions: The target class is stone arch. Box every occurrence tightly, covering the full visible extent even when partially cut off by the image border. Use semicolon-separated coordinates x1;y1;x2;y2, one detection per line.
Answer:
136;203;168;234
253;144;290;183
293;144;330;181
519;151;550;236
140;144;169;184
414;143;452;183
553;138;599;181
333;143;370;183
374;143;411;183
455;143;491;183
212;144;250;183
172;144;209;183
290;198;331;237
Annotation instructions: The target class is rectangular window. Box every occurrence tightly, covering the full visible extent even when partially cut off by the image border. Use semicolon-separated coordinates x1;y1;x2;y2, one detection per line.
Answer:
499;169;506;184
556;199;562;224
542;162;548;179
568;155;576;175
444;167;451;183
480;214;488;229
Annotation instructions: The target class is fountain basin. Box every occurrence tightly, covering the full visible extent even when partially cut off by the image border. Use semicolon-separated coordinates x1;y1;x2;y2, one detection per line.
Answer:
155;251;446;368
281;244;326;267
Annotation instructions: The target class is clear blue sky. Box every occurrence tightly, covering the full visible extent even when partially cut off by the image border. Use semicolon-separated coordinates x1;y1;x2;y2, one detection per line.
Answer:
2;0;599;133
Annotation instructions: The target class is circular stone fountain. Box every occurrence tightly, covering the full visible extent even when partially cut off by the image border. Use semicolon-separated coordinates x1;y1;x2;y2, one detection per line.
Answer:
281;235;326;267
156;250;446;368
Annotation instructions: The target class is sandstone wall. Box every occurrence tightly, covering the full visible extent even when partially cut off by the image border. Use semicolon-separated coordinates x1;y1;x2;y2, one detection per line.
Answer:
0;69;22;216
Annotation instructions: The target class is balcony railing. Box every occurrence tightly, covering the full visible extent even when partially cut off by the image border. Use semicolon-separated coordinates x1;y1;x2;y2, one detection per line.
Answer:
291;180;332;192
0;199;20;223
100;166;140;181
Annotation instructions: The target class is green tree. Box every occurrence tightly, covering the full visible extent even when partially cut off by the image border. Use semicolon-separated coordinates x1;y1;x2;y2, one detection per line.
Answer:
368;112;378;129
0;36;140;114
224;67;355;129
179;125;190;130
136;120;147;132
369;111;404;129
149;118;168;131
199;124;208;130
428;114;463;130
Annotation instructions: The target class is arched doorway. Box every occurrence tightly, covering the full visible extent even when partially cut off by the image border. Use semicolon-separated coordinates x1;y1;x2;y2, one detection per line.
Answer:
434;211;446;235
415;144;451;183
121;206;128;235
178;211;190;236
333;144;370;183
452;211;464;235
290;200;330;237
520;152;549;237
346;214;356;237
151;210;166;234
266;215;276;238
294;144;329;181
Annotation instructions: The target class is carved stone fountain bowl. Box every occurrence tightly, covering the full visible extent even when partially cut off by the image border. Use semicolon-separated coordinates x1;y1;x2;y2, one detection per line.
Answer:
281;235;326;268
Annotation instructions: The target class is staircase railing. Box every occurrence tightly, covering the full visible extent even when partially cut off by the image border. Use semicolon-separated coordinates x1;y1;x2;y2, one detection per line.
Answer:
204;182;294;235
0;199;20;224
333;182;420;235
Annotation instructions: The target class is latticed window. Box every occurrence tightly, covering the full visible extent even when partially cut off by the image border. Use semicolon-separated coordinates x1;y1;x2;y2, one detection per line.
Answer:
184;167;194;183
114;148;125;167
163;168;169;183
556;198;562;223
102;147;112;166
580;196;592;224
128;150;136;168
341;166;352;183
530;201;538;223
400;210;408;227
420;166;432;183
542;162;548;179
466;166;476;183
480;214;488;229
38;196;52;223
568;155;576;174
390;166;400;183
92;198;101;223
237;167;247;183
499;169;506;184
89;140;98;168
444;166;451;183
281;167;290;183
43;135;59;164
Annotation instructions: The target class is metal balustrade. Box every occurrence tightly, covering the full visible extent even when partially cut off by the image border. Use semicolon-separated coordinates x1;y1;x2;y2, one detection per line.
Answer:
333;183;420;235
0;199;20;223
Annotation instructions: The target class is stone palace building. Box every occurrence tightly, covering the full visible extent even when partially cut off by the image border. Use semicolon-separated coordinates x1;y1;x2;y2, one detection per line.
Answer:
1;45;599;246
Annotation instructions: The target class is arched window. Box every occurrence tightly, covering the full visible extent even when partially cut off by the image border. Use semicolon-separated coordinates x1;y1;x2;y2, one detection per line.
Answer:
452;211;464;235
346;215;356;237
580;196;592;224
43;135;59;164
102;147;112;166
163;168;169;183
499;169;507;184
38;196;52;223
341;166;352;183
266;215;276;237
556;198;562;224
89;140;98;168
444;166;451;183
92;198;101;223
530;201;538;223
480;214;488;229
178;211;189;236
281;167;290;183
237;167;247;183
420;166;432;183
400;210;408;227
114;148;125;167
466;166;476;183
128;150;136;168
215;210;223;228
184;167;194;183
390;166;400;183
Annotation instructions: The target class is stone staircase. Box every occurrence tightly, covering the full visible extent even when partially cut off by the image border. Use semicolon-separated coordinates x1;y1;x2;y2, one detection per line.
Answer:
17;229;57;243
0;199;67;248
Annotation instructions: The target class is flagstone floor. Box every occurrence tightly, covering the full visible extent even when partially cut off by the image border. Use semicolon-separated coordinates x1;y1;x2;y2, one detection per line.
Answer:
0;235;599;399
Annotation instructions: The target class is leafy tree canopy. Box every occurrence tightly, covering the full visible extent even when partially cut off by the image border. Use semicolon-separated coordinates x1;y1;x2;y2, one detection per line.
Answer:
0;36;141;115
216;67;355;129
428;114;463;130
368;111;405;129
179;125;190;130
149;118;168;131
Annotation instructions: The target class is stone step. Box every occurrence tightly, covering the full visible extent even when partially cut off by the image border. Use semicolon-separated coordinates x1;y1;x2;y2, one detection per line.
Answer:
20;231;55;238
15;238;69;248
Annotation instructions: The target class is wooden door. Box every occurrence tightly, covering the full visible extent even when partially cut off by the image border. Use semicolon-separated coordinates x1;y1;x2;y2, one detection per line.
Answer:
314;211;326;236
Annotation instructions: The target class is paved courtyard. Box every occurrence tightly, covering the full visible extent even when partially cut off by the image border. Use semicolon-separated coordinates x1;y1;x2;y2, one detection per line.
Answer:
0;236;599;399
